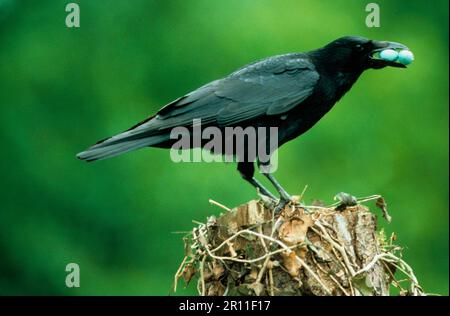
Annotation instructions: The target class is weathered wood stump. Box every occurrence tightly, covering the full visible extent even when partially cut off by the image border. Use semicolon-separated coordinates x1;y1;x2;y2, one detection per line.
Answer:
175;196;424;296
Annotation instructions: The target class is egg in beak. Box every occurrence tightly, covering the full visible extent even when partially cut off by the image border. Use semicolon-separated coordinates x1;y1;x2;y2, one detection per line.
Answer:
369;40;413;68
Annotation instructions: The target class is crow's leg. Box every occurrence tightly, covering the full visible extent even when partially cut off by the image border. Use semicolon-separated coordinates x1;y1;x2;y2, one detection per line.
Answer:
258;160;292;212
237;162;276;200
264;173;292;201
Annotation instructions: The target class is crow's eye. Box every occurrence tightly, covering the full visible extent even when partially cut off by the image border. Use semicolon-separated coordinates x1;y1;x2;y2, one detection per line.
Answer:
355;44;364;51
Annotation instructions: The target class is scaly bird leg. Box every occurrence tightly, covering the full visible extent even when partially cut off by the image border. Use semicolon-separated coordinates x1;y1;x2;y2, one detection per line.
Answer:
258;162;292;213
237;162;276;200
247;177;277;200
264;172;292;201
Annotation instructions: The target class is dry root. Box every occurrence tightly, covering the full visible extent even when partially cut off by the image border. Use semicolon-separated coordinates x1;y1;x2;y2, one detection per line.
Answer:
174;193;425;296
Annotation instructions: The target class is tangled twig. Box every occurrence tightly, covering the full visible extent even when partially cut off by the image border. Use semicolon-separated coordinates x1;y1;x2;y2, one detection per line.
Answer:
174;193;425;296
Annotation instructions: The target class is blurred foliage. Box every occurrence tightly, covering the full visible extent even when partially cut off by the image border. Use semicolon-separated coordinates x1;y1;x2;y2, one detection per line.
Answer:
0;0;448;295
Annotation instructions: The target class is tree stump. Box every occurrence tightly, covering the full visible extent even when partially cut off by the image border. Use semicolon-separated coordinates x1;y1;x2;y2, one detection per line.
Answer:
174;195;424;296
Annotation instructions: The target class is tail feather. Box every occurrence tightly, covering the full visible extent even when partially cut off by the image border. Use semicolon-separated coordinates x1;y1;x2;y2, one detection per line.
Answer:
76;133;169;162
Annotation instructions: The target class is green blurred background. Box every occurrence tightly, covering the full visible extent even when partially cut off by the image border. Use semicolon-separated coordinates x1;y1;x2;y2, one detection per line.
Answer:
0;0;448;295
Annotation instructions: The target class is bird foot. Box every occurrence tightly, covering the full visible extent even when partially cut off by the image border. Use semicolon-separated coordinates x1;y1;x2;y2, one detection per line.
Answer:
280;191;292;202
273;199;289;213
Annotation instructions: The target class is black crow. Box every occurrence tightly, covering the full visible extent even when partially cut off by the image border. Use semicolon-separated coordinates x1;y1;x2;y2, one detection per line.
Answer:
77;36;410;210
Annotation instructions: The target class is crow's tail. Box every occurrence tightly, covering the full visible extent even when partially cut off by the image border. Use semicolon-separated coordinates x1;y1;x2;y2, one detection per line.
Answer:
76;131;169;162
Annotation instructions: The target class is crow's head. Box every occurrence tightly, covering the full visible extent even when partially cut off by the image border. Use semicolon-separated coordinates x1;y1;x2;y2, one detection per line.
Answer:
317;36;410;71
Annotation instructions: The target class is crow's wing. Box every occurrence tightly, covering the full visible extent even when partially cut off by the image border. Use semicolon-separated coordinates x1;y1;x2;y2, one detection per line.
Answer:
77;54;320;161
135;54;319;132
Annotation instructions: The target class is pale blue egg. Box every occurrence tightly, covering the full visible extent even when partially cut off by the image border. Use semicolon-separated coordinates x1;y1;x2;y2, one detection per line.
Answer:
397;50;414;65
379;49;399;61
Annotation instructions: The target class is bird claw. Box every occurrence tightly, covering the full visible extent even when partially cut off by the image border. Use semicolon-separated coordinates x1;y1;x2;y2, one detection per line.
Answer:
273;199;288;213
280;191;292;202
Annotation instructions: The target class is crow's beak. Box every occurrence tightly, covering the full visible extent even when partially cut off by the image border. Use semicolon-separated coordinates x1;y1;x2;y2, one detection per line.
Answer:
369;40;410;68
